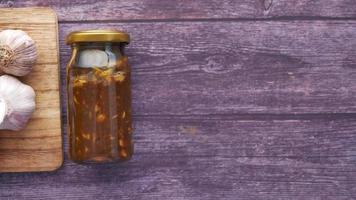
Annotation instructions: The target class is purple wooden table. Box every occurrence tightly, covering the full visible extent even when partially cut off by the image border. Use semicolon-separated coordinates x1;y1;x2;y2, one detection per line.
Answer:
1;1;356;199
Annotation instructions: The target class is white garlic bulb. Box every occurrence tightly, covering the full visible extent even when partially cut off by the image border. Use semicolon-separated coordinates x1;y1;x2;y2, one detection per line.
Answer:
0;75;36;131
0;29;37;76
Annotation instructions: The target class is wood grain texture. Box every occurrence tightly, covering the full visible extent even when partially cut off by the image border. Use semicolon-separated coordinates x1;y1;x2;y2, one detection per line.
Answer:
2;0;356;21
0;8;62;172
0;1;356;199
0;118;356;199
59;21;356;115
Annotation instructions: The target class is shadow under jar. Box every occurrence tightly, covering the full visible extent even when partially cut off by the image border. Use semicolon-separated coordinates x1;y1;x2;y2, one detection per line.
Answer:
66;30;133;163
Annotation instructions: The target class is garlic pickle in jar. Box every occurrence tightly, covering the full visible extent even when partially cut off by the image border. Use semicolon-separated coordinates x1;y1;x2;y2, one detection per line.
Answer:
66;30;133;163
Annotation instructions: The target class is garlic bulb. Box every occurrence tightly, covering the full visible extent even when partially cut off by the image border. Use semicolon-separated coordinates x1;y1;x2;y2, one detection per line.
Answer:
0;75;36;131
0;30;37;76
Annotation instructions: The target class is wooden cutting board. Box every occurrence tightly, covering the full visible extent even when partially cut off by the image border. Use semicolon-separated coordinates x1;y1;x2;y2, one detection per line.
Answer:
0;8;62;172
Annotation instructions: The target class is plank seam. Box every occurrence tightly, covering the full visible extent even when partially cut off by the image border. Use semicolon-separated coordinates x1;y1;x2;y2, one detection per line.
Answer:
59;17;356;24
126;113;356;121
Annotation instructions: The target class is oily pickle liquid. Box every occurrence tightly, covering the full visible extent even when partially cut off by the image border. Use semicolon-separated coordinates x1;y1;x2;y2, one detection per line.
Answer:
67;57;133;163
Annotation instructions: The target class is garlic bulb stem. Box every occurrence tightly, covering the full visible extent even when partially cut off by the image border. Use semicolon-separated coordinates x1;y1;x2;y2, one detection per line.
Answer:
0;30;37;76
0;45;14;71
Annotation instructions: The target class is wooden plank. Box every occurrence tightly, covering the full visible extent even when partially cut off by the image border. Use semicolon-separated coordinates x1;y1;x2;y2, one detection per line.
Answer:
0;7;58;24
0;2;354;200
0;118;355;199
1;0;356;21
0;8;62;172
20;64;60;90
60;21;356;115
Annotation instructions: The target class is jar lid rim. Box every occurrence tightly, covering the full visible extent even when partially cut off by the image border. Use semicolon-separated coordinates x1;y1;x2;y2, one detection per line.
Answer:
66;29;130;44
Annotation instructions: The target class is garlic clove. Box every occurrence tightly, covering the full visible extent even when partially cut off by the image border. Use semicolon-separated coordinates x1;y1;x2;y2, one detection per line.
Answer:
0;75;36;131
0;30;37;76
105;44;117;68
78;49;108;68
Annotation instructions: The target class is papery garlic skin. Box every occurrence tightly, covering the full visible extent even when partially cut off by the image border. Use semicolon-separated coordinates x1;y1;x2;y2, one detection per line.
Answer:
0;30;37;76
0;75;36;131
0;98;7;126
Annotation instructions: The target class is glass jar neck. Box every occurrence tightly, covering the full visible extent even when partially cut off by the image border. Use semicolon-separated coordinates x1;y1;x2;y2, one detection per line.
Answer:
70;42;127;68
72;42;126;54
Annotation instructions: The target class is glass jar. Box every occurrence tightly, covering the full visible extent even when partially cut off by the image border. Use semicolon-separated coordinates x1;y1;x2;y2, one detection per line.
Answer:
66;30;133;163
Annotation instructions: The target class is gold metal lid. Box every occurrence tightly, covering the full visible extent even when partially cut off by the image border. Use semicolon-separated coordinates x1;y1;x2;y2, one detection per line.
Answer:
66;30;130;44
